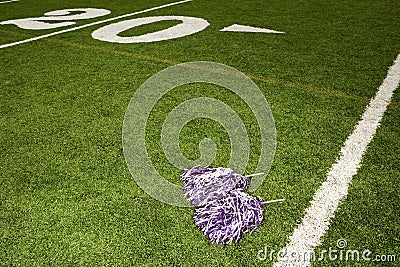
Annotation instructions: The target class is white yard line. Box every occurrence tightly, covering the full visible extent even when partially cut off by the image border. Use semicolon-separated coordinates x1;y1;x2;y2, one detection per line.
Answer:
0;0;192;49
0;0;19;4
274;53;400;267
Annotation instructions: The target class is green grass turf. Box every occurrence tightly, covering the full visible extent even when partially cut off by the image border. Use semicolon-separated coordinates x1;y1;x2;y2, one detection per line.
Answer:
1;0;399;266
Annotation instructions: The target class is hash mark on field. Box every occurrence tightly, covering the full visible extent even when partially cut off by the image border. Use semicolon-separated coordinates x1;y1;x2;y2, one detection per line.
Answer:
274;53;400;267
0;0;192;49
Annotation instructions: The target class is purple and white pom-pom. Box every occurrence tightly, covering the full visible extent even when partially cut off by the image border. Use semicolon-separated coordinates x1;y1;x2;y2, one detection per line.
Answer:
181;166;266;245
180;166;249;206
193;189;264;245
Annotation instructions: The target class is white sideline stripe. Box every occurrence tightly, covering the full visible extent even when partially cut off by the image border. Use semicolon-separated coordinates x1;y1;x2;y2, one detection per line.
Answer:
0;0;19;4
274;54;400;267
0;0;192;49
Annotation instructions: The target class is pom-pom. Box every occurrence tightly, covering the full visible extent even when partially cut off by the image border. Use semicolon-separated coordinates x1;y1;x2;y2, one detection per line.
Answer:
180;166;275;245
180;166;249;206
193;189;264;245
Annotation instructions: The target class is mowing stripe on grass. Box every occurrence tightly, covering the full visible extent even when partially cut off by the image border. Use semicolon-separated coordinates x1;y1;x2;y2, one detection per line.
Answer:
0;0;192;49
274;53;400;267
247;74;369;103
0;23;374;105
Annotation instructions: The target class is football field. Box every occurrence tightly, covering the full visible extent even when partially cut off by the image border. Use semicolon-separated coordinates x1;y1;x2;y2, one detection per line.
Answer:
1;0;399;266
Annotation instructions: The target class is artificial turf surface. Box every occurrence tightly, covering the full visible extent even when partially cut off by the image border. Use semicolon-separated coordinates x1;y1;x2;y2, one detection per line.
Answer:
1;0;399;266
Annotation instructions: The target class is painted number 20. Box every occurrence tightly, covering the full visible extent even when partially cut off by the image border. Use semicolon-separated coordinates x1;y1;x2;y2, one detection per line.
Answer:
0;8;210;43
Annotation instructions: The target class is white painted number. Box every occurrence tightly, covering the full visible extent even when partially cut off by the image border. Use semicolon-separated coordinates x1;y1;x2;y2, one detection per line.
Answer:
0;8;111;30
0;4;282;48
91;16;209;43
